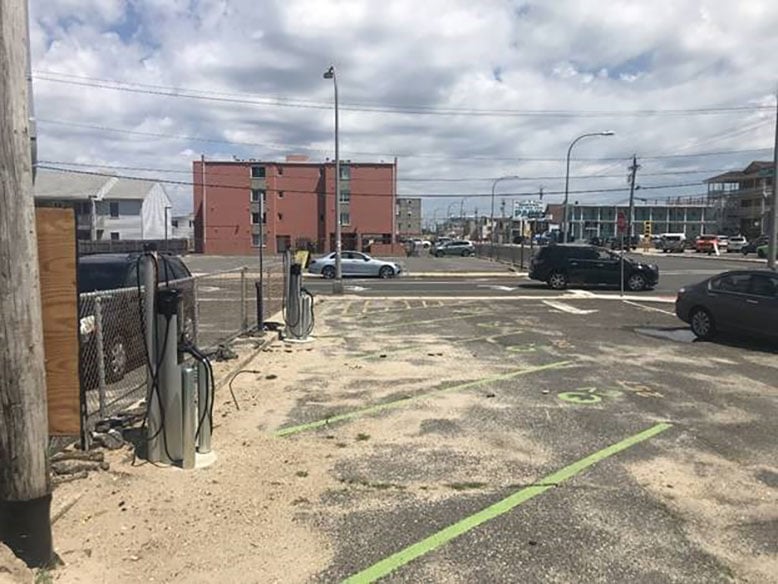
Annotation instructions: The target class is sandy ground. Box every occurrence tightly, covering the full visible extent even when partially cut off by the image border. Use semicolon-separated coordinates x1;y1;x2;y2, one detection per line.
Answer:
48;298;522;583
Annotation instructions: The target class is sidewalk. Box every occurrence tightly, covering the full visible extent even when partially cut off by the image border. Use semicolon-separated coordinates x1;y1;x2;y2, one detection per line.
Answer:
631;249;766;264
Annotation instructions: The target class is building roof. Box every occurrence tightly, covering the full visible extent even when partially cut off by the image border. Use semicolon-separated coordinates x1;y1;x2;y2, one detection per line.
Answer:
34;169;163;201
704;161;773;183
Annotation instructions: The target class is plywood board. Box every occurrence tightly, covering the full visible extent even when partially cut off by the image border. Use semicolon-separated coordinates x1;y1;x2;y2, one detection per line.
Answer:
36;207;80;435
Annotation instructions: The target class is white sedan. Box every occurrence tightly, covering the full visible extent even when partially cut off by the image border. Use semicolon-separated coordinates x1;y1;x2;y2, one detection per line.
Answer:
308;251;402;279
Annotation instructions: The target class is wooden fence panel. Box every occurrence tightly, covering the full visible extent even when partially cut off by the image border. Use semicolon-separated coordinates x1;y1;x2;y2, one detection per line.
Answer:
35;208;80;435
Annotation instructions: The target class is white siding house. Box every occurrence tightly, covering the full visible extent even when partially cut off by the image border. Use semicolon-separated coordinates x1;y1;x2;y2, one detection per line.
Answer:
35;170;173;241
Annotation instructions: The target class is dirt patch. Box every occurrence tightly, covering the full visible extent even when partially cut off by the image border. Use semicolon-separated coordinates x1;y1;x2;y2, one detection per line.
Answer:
629;451;778;583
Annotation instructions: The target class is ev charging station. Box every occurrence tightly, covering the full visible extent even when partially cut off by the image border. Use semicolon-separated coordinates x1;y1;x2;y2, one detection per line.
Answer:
143;249;215;469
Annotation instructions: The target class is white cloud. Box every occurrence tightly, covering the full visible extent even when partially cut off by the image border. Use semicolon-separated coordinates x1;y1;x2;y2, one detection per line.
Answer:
28;0;778;219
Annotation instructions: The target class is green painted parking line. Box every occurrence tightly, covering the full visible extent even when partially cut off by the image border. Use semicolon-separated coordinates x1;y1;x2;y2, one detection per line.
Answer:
274;360;574;437
342;422;672;584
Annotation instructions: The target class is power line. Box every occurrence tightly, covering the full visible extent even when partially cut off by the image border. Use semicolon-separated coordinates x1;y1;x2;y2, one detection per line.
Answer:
36;164;706;199
38;159;742;182
33;71;773;118
36;118;774;162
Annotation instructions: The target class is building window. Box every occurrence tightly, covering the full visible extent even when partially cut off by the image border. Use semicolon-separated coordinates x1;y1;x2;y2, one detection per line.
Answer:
320;214;325;222
278;213;283;221
340;212;350;226
251;234;267;248
109;202;119;218
251;212;260;224
339;165;351;180
251;166;266;178
278;191;284;199
250;189;265;202
110;232;120;241
277;166;284;176
339;188;350;203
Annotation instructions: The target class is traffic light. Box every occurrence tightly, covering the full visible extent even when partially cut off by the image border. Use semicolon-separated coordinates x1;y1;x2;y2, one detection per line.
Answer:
643;221;652;237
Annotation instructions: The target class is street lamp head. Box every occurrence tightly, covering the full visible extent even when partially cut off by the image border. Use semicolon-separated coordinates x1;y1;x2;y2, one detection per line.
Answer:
323;66;335;79
600;130;615;136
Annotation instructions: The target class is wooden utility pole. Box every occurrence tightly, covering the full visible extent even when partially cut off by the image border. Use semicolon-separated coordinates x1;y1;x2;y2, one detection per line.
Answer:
0;0;55;567
627;155;640;242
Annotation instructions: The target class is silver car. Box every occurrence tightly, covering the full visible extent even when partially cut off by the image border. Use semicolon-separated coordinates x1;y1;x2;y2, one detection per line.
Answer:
308;251;402;279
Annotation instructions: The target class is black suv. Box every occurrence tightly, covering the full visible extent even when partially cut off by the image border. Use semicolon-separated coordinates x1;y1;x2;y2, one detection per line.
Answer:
529;244;659;291
78;253;194;383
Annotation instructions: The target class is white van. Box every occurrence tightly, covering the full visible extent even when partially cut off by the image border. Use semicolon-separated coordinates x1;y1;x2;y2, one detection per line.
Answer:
659;233;686;253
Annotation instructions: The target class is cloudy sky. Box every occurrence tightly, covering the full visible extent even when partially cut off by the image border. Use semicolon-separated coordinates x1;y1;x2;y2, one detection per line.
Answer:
30;0;777;221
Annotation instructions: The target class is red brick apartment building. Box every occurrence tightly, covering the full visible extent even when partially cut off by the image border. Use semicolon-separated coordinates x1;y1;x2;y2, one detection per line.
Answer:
193;156;398;255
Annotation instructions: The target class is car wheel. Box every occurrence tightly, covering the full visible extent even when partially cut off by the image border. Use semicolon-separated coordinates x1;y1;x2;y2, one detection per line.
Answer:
547;271;568;290
689;307;715;340
379;266;394;279
435;251;444;258
105;334;128;382
322;266;336;279
757;249;766;259
627;273;647;292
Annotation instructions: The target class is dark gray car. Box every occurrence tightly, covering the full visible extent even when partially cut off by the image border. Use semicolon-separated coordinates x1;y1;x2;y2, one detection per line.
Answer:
675;270;778;341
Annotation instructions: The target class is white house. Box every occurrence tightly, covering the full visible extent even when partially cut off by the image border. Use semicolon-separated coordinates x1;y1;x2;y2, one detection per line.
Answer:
35;170;173;241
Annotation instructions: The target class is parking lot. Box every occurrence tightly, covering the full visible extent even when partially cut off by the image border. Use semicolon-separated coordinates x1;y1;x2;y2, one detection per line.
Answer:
53;289;778;582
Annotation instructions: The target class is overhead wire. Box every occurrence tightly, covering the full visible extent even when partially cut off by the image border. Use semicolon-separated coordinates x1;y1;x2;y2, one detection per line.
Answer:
35;164;708;199
36;118;774;163
33;70;773;117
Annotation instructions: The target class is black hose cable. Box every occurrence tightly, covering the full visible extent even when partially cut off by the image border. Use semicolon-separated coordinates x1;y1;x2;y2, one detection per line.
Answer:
228;370;262;409
133;253;176;463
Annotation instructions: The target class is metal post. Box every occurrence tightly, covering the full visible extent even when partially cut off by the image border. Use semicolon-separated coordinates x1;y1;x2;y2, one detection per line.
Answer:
324;65;343;293
767;92;778;270
94;296;106;420
181;366;195;470
620;234;625;297
197;361;212;454
256;188;265;330
240;267;247;331
192;277;200;345
563;132;615;242
143;253;157;432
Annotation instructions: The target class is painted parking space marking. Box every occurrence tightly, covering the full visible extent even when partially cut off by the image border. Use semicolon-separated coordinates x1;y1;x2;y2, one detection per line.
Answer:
342;422;672;584
542;300;598;315
274;360;575;437
622;299;676;317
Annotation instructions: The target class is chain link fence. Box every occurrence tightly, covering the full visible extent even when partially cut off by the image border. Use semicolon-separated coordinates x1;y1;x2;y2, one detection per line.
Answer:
474;243;533;269
79;263;284;432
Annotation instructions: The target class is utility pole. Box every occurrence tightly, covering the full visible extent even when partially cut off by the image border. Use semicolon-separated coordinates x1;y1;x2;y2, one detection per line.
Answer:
0;0;55;567
627;155;640;244
768;91;778;270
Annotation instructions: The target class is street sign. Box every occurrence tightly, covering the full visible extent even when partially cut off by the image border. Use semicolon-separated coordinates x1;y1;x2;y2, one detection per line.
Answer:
617;212;626;233
513;200;545;220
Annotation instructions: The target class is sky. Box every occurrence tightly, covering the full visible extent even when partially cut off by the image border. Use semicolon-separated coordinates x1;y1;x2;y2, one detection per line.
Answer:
29;0;777;222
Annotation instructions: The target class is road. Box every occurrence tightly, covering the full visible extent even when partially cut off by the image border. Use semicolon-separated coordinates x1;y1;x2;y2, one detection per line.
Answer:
304;253;764;298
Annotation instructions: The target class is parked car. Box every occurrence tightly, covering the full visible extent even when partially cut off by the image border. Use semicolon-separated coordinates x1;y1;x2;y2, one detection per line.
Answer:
658;233;686;253
726;235;747;253
695;234;727;253
606;235;639;251
741;236;767;256
675;270;778;341
528;244;659;291
308;251;401;278
434;240;476;257
78;253;194;383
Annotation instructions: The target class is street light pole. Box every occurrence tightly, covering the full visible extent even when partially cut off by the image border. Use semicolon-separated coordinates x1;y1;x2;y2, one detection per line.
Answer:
491;175;520;247
767;91;777;270
563;131;615;242
324;65;343;293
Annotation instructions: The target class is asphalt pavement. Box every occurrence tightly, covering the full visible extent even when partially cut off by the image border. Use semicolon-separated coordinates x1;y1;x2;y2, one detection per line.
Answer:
272;295;778;582
303;252;767;298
